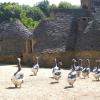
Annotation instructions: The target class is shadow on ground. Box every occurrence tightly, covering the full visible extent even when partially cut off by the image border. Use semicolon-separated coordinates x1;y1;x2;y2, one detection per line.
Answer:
6;87;20;89
50;81;59;84
92;80;100;82
64;86;73;89
49;77;54;79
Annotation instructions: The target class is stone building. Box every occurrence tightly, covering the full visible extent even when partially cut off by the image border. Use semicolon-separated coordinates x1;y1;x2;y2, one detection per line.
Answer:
0;20;34;63
0;0;100;67
33;0;100;67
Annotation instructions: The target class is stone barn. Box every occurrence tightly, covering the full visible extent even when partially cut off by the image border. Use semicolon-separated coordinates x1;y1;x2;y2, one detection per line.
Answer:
33;0;100;67
0;0;100;68
0;20;34;64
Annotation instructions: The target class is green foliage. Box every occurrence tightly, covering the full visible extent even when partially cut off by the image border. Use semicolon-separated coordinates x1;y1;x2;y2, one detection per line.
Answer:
0;3;21;21
26;7;46;21
58;1;80;9
50;4;57;10
0;3;43;29
36;0;50;17
0;1;80;29
20;10;39;29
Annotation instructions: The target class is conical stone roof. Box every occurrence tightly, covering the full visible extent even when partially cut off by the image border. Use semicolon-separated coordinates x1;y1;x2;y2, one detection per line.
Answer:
0;20;32;40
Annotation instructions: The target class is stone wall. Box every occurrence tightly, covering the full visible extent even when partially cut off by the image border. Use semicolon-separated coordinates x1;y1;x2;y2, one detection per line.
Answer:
92;0;100;19
75;51;100;67
23;51;75;67
0;39;29;64
81;0;92;10
0;55;18;64
23;51;100;68
1;1;100;67
75;20;100;51
32;9;95;67
34;9;90;52
0;39;26;56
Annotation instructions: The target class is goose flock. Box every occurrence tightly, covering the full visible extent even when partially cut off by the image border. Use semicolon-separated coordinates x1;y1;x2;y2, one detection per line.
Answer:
11;57;100;88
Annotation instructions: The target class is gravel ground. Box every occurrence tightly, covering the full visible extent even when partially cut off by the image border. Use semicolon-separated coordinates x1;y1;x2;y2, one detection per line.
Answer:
0;64;100;100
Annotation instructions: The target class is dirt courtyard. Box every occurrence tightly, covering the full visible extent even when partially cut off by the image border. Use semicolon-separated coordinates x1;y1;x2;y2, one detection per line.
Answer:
0;64;100;100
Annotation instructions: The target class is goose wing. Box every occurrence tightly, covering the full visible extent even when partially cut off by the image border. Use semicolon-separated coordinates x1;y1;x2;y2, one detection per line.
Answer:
15;73;24;79
33;64;39;69
82;68;87;72
54;70;61;75
68;71;76;79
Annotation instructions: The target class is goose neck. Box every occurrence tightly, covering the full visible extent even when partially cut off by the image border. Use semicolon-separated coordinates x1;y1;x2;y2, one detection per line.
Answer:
80;60;83;66
36;57;39;64
14;61;21;75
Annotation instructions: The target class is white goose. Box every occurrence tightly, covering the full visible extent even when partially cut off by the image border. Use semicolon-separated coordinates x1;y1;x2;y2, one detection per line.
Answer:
52;58;61;82
82;59;90;78
93;60;98;74
67;60;77;87
93;60;100;81
32;57;39;76
71;59;81;77
72;59;77;68
75;59;83;77
11;58;24;88
92;60;98;80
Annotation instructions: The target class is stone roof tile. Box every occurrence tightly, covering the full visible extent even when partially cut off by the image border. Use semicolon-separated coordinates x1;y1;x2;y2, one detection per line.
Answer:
0;20;32;40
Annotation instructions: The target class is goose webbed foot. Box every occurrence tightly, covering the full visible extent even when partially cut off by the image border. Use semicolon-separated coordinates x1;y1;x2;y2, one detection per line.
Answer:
19;84;21;88
33;72;37;76
97;78;99;81
71;84;74;88
57;80;59;83
34;74;37;76
88;75;89;78
15;84;17;88
22;80;24;83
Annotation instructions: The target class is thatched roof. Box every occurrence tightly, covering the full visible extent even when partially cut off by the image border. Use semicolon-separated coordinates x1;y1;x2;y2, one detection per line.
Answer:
0;20;32;40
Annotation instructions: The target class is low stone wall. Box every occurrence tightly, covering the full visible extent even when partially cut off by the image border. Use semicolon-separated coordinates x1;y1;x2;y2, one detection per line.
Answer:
0;51;100;68
75;51;100;67
23;51;100;68
23;51;74;68
22;53;33;66
0;55;17;64
75;51;100;58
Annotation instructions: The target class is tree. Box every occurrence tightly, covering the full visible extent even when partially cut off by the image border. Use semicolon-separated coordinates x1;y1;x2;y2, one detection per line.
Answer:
27;7;46;21
36;0;50;17
58;1;80;9
0;1;80;29
50;4;57;10
0;3;45;29
20;10;38;29
0;3;22;22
